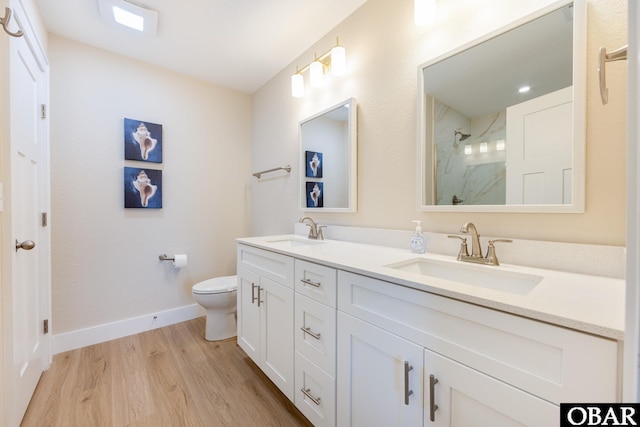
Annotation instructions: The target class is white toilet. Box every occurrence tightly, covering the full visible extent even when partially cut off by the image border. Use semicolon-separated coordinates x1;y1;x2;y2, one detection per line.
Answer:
192;275;238;341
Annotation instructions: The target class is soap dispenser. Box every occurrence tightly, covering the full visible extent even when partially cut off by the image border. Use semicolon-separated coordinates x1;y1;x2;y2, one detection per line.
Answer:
410;220;426;254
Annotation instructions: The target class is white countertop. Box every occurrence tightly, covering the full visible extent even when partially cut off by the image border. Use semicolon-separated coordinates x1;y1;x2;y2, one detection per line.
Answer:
237;235;625;340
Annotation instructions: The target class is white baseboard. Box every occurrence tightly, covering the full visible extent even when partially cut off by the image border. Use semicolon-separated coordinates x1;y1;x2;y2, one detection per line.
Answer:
52;304;205;354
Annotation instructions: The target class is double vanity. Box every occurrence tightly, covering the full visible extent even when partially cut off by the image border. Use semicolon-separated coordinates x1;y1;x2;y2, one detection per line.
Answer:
236;232;624;426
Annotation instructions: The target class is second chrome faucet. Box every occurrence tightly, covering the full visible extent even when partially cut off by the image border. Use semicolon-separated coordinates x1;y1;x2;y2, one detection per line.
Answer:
449;222;511;266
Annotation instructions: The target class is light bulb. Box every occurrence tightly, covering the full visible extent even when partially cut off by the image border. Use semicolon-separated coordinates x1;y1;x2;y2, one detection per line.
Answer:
415;0;436;26
291;73;304;98
331;45;346;76
310;60;324;88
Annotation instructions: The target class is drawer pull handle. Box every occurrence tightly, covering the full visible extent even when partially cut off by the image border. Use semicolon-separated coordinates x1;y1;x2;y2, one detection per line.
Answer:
301;388;321;405
301;278;321;288
300;326;321;340
251;283;257;304
404;361;413;405
429;374;439;421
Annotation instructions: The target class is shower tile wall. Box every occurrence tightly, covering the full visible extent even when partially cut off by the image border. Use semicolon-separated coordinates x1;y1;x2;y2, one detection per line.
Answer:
434;100;506;205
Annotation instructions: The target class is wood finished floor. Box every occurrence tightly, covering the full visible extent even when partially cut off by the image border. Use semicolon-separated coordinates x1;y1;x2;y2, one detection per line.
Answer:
21;317;312;427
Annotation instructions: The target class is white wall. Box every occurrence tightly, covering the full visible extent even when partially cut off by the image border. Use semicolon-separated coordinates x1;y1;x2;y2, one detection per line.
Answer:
251;0;628;246
49;35;251;336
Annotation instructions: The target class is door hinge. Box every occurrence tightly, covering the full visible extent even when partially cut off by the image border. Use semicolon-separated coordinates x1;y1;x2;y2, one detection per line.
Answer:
43;319;49;334
41;104;46;119
41;212;47;227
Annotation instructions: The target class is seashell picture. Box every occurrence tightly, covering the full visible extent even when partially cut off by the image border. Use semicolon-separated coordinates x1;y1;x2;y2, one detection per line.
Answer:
124;118;163;163
305;181;323;208
124;167;163;208
305;151;323;178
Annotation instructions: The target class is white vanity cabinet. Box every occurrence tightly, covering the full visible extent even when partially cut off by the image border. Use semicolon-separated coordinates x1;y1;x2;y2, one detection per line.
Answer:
336;270;619;427
237;244;295;400
294;260;337;427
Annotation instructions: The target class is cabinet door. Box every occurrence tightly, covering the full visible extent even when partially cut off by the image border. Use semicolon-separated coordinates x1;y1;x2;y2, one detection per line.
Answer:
337;312;423;427
424;348;558;427
237;268;260;362
261;276;295;400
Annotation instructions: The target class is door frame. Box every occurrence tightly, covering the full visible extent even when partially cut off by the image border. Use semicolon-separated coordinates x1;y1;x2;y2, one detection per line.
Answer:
625;0;640;402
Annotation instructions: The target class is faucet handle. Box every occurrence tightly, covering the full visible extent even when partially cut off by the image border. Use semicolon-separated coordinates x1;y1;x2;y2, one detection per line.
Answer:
485;239;513;265
317;225;326;240
448;235;469;260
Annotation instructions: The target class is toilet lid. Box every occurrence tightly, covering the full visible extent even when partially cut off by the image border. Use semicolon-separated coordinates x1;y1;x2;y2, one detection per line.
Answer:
192;275;237;294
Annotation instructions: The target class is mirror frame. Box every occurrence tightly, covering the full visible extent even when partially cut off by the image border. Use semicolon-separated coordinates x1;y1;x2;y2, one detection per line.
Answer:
299;98;358;213
416;0;586;213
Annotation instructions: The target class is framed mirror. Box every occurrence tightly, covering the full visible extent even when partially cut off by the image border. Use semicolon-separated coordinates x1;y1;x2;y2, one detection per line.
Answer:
299;98;357;212
417;0;585;213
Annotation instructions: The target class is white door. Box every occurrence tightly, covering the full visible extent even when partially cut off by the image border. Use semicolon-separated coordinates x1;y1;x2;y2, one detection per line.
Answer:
260;276;294;400
424;348;557;427
337;312;424;427
237;268;260;361
1;2;51;425
506;86;573;204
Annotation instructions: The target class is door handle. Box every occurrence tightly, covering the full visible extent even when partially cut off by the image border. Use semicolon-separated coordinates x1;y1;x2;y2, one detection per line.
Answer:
15;239;35;252
429;374;439;422
404;361;414;405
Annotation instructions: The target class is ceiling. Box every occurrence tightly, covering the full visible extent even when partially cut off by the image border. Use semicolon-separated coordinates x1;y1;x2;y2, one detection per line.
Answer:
34;0;369;94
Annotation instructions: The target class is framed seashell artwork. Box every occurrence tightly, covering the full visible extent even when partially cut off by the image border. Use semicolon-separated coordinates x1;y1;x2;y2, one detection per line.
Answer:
124;117;163;163
305;181;323;208
124;167;163;209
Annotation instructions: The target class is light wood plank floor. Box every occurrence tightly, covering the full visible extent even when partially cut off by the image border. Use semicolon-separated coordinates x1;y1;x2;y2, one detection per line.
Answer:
21;317;312;427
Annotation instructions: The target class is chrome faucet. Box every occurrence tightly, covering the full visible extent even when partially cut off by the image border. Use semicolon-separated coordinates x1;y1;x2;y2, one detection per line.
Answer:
450;222;512;266
299;216;325;240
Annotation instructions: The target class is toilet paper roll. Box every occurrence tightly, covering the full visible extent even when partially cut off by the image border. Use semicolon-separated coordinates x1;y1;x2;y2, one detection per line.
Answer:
172;254;188;268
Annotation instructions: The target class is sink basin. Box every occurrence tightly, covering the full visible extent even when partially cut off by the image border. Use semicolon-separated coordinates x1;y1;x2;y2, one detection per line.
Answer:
385;258;542;295
265;237;325;248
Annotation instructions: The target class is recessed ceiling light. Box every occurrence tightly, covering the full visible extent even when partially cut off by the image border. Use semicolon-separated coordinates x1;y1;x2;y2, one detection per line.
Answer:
112;6;144;31
98;0;158;35
518;85;531;93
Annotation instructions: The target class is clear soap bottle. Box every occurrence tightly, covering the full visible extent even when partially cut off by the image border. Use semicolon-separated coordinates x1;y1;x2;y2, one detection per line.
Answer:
410;220;426;254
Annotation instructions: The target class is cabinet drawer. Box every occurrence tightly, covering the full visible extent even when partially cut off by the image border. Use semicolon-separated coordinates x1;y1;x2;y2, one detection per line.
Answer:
295;260;337;307
295;293;336;375
295;352;336;427
337;270;619;404
237;244;294;288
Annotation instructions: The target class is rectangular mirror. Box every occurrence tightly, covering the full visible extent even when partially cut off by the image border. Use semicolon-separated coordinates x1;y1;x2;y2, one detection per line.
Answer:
299;98;357;212
417;0;585;213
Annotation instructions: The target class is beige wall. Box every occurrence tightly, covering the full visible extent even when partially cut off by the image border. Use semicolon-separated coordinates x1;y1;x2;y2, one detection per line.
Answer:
250;0;627;246
49;35;252;334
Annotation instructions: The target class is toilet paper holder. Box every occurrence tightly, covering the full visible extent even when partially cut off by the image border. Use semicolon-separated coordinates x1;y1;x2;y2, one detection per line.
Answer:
158;254;174;261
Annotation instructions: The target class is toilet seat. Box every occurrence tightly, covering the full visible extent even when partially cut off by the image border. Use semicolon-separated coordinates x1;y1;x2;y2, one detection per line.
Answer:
192;275;237;295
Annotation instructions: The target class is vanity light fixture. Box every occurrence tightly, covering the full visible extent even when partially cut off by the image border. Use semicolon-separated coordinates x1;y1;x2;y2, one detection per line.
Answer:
291;37;347;98
98;0;158;35
496;140;506;151
479;142;488;153
464;145;472;155
415;0;437;26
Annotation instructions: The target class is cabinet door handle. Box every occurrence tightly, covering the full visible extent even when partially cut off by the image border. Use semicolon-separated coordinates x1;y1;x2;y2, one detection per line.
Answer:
300;326;321;340
429;374;439;421
257;286;263;307
300;388;321;405
300;278;321;288
251;283;257;304
404;361;414;405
